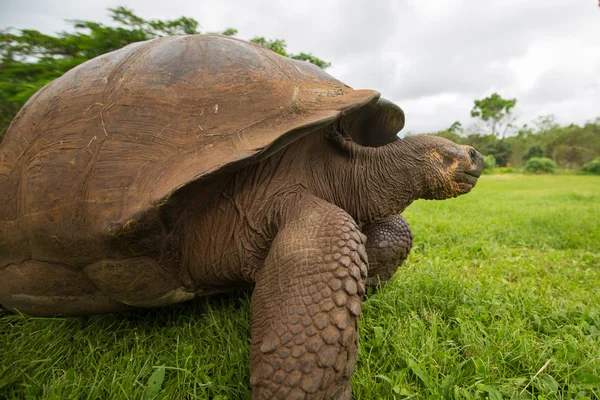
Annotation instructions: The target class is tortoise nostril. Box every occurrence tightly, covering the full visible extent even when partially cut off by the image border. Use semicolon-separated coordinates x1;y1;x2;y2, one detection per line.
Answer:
468;148;477;164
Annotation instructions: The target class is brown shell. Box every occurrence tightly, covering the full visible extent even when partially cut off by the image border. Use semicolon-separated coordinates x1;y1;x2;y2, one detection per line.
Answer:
0;35;392;267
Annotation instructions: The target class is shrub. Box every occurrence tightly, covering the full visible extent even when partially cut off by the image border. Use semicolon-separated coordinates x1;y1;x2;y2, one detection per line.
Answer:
498;167;515;174
524;157;557;174
483;155;497;170
581;158;600;175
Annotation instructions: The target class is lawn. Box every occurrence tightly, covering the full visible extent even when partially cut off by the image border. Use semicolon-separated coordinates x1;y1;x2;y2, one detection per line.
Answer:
1;175;599;399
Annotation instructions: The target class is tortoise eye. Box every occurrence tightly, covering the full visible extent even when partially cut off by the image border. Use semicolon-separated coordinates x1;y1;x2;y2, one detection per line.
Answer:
442;155;454;167
469;148;478;164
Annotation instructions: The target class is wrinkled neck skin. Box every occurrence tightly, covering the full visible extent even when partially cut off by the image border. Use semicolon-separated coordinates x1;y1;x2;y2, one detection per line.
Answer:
305;129;440;225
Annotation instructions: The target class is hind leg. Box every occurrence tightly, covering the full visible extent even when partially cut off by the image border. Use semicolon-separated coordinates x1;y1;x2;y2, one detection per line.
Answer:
0;260;132;316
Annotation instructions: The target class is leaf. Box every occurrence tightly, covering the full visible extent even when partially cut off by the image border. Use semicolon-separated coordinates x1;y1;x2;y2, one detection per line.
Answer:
441;373;454;396
407;359;436;390
182;344;194;357
375;374;392;384
143;366;166;400
578;373;600;385
540;375;559;392
474;358;486;377
566;343;577;362
484;385;503;400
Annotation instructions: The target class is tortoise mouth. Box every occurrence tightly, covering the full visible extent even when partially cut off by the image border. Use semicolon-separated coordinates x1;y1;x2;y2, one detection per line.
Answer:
457;171;479;189
465;171;480;181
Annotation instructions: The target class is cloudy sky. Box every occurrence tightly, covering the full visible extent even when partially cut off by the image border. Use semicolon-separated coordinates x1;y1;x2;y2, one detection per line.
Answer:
2;0;599;134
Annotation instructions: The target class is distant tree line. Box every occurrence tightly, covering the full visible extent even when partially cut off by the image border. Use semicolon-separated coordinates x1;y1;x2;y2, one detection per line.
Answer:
0;7;329;140
427;93;600;171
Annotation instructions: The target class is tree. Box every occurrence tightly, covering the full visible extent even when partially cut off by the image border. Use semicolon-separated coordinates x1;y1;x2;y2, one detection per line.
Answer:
425;115;600;169
249;37;330;69
448;121;463;134
483;155;496;170
0;7;330;140
523;145;544;161
533;114;559;132
459;133;512;167
490;139;513;167
435;130;463;144
470;93;517;138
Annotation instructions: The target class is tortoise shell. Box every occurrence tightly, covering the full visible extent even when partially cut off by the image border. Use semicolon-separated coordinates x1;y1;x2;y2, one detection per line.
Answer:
0;34;403;269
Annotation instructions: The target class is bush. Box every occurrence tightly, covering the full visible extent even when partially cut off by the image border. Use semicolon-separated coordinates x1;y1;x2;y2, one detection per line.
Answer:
483;155;497;170
581;158;600;175
524;157;557;174
498;167;515;174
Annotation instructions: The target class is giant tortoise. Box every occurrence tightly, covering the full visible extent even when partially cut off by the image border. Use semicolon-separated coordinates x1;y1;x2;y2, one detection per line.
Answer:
0;35;483;399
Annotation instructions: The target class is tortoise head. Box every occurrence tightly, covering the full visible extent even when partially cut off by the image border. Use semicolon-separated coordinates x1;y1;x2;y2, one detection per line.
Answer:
405;135;483;200
392;135;483;200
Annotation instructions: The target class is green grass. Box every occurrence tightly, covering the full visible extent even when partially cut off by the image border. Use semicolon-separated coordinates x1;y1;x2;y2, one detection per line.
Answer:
2;175;599;399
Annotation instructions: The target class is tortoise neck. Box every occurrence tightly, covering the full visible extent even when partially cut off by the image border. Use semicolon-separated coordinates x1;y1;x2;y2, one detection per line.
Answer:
308;133;430;224
347;138;429;224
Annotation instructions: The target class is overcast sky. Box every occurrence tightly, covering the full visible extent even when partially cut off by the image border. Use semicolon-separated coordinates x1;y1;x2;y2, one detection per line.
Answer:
2;0;599;134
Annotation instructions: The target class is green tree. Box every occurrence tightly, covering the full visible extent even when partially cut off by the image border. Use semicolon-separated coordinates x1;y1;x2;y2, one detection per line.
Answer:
249;37;331;69
448;121;463;134
470;93;517;138
523;145;544;161
0;7;330;140
425;115;600;170
483;155;496;170
435;130;463;144
459;133;511;167
533;114;559;132
428;121;466;144
490;139;513;167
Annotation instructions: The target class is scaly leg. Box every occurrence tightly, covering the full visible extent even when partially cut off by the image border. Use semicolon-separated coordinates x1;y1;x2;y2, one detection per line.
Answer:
362;214;413;287
250;196;368;399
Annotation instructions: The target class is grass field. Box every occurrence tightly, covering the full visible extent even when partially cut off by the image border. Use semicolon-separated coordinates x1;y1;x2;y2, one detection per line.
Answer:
1;175;599;399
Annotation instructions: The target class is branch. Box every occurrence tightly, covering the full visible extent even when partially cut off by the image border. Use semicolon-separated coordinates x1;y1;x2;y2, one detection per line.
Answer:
501;115;517;139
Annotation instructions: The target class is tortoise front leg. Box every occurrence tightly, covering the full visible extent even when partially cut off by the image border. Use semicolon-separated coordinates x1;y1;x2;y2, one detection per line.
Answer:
250;197;367;399
362;214;413;287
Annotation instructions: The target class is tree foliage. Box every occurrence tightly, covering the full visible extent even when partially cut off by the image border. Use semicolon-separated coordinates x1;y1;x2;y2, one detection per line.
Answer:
448;121;463;134
0;7;330;139
248;37;331;69
448;133;513;167
429;101;600;170
523;145;544;162
471;93;517;138
483;155;497;170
